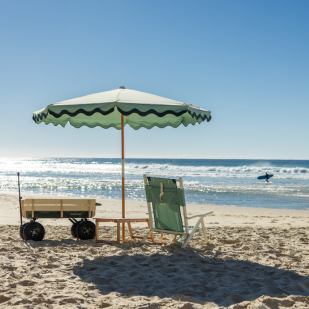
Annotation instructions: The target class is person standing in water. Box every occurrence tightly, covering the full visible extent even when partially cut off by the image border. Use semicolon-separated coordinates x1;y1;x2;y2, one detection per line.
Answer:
266;172;269;183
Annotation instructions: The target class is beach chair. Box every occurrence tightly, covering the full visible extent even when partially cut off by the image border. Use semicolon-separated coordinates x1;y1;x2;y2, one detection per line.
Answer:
141;175;213;248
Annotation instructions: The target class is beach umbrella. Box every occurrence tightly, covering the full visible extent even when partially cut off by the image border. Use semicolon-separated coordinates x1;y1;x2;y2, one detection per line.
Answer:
33;87;212;240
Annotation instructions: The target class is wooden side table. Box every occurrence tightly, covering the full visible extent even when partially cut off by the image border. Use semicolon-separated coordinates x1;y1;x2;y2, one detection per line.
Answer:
94;218;155;244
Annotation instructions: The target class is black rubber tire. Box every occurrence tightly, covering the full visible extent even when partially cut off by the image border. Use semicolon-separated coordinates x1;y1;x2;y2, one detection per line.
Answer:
76;221;96;240
20;223;29;240
71;222;79;238
23;222;45;241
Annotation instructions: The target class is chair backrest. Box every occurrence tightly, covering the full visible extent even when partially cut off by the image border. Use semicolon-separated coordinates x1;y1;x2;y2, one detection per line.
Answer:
145;176;186;232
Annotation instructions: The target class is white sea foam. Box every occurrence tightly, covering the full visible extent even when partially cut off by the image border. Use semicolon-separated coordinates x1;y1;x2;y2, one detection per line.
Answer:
124;163;309;180
1;158;308;179
1;158;309;209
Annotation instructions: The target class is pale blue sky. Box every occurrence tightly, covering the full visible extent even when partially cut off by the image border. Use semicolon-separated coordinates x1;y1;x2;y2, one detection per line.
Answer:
0;0;308;159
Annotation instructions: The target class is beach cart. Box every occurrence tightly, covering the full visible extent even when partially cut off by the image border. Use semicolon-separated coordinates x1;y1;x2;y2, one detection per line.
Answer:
19;198;97;241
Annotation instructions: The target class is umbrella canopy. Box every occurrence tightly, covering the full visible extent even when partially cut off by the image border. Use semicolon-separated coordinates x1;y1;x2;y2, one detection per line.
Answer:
33;87;212;241
33;87;211;129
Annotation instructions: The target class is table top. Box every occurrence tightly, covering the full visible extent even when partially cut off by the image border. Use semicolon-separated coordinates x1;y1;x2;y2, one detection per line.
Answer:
94;218;149;223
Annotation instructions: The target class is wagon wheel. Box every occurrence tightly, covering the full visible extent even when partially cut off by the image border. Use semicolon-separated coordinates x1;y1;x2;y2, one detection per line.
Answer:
19;223;29;240
71;221;80;238
23;222;45;241
76;221;96;240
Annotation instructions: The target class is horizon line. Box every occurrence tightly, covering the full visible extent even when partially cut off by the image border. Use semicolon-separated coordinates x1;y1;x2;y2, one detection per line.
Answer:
1;156;309;161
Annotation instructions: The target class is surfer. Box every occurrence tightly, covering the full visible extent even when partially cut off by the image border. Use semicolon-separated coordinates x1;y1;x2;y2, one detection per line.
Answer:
257;173;273;181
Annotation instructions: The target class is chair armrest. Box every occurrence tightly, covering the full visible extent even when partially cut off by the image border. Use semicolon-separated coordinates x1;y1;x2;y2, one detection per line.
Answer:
186;211;213;219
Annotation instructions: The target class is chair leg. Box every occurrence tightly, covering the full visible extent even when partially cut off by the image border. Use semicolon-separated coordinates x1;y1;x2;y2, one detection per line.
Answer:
201;218;207;244
150;231;155;242
181;217;202;249
160;232;164;243
127;222;133;239
141;230;151;243
147;220;155;242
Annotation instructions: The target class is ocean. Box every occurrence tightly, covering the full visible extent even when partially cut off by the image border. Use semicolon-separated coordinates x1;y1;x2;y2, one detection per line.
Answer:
0;158;308;210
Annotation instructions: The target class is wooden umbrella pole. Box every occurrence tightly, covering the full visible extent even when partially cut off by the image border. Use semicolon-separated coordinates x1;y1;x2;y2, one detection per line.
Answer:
121;114;125;241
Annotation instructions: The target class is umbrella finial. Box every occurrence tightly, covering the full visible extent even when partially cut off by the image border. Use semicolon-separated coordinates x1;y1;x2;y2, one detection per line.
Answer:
119;86;126;89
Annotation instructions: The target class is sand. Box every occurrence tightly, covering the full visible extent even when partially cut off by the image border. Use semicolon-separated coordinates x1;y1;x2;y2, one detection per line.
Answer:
1;192;309;308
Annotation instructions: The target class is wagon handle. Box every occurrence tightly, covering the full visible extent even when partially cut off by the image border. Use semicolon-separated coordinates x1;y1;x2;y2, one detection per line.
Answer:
17;172;23;227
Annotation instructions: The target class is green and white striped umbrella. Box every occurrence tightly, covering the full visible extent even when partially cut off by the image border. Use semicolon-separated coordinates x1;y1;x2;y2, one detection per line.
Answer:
33;87;211;129
33;87;212;240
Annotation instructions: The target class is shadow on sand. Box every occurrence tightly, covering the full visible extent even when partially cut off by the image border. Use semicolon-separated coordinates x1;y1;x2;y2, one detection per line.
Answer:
73;250;309;307
25;238;83;248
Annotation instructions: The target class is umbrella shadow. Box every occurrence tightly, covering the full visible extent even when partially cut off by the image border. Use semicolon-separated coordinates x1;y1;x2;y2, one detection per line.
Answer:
73;250;309;307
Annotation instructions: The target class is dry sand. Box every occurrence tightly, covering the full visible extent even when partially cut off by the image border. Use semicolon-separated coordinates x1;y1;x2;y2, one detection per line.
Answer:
1;192;309;308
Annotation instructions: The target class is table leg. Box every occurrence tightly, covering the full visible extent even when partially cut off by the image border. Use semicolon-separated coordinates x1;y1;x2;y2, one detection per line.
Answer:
122;222;125;241
117;221;120;243
127;222;133;239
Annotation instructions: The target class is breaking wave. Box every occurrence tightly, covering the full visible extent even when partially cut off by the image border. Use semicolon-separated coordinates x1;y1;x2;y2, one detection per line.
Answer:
0;157;309;209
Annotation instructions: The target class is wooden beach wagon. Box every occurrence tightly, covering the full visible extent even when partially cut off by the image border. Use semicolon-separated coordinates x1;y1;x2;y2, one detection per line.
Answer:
20;198;97;241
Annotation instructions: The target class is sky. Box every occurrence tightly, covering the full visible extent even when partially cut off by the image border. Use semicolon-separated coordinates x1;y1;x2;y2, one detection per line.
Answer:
0;0;308;159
